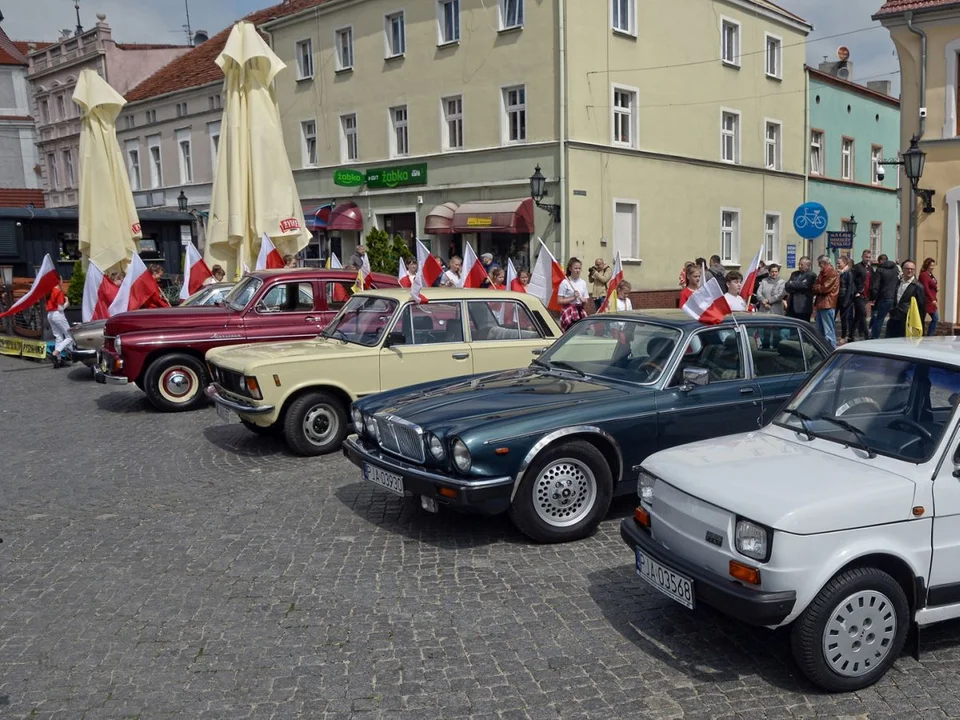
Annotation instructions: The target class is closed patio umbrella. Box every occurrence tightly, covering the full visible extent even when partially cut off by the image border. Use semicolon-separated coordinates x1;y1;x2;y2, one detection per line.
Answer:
205;21;310;278
73;68;142;273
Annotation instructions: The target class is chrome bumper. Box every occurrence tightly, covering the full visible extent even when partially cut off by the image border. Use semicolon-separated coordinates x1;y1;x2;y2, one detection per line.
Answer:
205;384;275;415
94;369;129;385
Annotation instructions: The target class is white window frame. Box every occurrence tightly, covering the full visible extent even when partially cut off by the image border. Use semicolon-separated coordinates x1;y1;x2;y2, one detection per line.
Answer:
870;222;882;256
841;137;854;181
335;26;354;70
145;109;156;124
438;0;460;45
763;212;781;264
612;198;640;261
611;84;639;149
301;119;318;167
56;94;65;121
442;95;463;151
720;108;740;164
611;0;636;36
389;105;409;158
720;17;741;67
124;140;140;191
39;98;48;124
941;39;960;138
46;153;59;190
147;134;162;188
385;11;406;58
810;130;824;175
340;113;359;163
499;0;524;30
720;208;741;265
63;148;75;187
871;145;883;185
502;84;527;145
765;33;782;79
764;119;782;171
295;39;314;80
208;121;221;173
176;128;193;184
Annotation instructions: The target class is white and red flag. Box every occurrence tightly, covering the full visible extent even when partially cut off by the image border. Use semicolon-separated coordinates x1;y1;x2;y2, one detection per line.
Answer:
682;276;731;325
81;261;118;322
409;267;429;305
740;245;764;311
506;258;524;293
180;243;213;300
108;253;162;315
398;256;412;288
528;239;565;311
599;251;625;313
415;240;444;287
461;243;490;289
325;252;343;269
255;233;285;270
0;254;60;318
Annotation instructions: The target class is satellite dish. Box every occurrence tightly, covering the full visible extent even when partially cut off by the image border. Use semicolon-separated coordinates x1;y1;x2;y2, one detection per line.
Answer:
838;46;851;62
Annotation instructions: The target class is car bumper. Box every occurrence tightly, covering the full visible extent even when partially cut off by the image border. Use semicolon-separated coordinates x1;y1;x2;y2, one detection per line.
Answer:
205;384;275;415
71;347;98;365
342;434;514;515
619;518;796;627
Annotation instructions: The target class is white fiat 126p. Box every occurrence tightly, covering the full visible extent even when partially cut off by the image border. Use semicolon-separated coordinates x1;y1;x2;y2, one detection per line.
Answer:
621;338;960;691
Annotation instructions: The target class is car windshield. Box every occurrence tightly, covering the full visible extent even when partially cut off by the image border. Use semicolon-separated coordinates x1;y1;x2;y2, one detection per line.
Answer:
537;317;682;384
775;351;960;463
224;277;262;311
322;295;399;346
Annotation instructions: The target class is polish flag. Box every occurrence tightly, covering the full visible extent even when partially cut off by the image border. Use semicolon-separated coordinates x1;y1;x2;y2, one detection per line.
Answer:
0;254;60;318
599;251;625;313
507;258;524;293
398;256;412;288
740;245;764;311
415;240;444;287
682;276;731;325
528;239;565;311
410;267;429;305
325;253;343;269
109;253;163;315
180;243;213;300
256;233;285;270
461;243;490;289
81;261;118;322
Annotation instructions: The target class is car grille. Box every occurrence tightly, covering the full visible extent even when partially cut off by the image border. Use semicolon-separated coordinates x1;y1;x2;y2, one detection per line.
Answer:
375;416;424;463
210;364;247;396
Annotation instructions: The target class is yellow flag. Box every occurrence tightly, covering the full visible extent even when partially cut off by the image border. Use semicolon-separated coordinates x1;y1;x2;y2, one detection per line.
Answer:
603;288;617;313
324;255;331;269
906;296;923;339
351;267;364;295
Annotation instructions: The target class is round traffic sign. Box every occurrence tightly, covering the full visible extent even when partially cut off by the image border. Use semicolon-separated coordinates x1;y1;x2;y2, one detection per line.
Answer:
793;202;829;239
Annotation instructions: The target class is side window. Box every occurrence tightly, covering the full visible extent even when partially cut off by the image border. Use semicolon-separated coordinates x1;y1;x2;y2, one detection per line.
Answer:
391;302;464;345
258;282;314;312
468;300;544;342
325;281;355;311
800;328;829;371
674;328;744;384
747;325;805;377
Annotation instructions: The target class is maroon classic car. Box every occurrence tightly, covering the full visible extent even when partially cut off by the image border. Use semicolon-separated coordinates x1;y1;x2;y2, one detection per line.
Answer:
97;268;400;412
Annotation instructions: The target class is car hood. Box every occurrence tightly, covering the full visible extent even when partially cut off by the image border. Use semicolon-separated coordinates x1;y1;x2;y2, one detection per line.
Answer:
643;430;918;535
206;337;367;369
105;306;234;335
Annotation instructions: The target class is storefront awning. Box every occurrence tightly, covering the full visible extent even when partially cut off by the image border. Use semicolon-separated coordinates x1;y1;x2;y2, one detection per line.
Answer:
424;201;459;235
327;201;364;231
303;202;333;231
451;197;534;234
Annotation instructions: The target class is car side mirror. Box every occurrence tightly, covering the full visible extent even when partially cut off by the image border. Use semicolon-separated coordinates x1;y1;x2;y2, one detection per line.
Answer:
384;331;406;347
953;447;960;478
680;367;710;392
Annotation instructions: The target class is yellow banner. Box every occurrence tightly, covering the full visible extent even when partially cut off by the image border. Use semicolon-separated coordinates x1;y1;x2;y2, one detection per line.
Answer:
0;335;22;356
21;339;48;359
466;217;492;227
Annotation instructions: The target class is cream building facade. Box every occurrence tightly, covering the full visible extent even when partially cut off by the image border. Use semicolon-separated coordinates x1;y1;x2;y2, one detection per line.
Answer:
265;0;810;291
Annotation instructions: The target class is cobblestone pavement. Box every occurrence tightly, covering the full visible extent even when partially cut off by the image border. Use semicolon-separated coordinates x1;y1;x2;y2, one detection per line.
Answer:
3;354;960;719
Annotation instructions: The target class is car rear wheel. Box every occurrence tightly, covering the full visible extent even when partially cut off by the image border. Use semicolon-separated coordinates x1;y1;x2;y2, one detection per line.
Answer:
791;567;909;692
283;391;347;456
143;353;208;412
508;440;613;543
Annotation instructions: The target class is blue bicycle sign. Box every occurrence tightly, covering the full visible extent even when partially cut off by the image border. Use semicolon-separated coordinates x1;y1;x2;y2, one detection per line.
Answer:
793;202;829;239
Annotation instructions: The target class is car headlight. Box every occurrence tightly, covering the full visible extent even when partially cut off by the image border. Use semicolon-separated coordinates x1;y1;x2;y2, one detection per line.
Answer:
114;335;122;355
735;518;772;562
452;438;471;472
427;433;445;461
364;415;380;442
351;407;364;431
638;469;657;505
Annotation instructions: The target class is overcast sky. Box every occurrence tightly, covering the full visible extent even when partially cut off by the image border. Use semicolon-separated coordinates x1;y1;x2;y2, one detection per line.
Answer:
4;0;901;93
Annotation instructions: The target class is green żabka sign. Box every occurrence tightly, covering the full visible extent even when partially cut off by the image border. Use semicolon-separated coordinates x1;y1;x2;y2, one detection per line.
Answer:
333;169;364;187
333;164;428;189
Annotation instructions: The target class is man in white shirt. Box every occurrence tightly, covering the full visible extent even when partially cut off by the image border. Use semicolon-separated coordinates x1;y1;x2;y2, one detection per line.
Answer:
724;271;747;312
443;255;463;287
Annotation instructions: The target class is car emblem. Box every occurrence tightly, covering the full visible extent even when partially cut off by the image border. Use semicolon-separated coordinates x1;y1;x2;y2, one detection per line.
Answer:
705;531;723;547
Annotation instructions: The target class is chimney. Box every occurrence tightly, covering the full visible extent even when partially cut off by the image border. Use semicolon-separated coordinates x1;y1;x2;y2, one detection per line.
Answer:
818;60;854;81
193;29;208;45
867;80;892;96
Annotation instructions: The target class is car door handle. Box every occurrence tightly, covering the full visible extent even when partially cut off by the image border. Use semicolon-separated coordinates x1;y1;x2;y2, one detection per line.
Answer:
532;347;546;356
740;387;755;395
452;352;470;360
305;316;317;322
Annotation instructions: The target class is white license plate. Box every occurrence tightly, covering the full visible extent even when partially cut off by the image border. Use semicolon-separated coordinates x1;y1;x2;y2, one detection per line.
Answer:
636;549;695;609
363;462;405;496
216;402;236;424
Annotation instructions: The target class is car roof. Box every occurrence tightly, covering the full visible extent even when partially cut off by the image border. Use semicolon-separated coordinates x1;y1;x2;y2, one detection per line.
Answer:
604;307;812;330
247;268;397;282
358;287;549;304
840;336;960;365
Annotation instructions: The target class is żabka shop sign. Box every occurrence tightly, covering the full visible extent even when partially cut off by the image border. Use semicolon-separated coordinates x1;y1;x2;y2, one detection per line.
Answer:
334;164;428;189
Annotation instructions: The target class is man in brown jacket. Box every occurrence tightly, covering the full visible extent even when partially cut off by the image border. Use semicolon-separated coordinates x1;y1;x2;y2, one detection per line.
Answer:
587;257;612;312
812;255;839;348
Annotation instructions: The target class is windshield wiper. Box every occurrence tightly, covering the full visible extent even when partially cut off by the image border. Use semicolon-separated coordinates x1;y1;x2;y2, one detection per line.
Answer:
547;360;586;378
782;408;815;440
816;415;877;458
531;357;550;371
321;327;349;344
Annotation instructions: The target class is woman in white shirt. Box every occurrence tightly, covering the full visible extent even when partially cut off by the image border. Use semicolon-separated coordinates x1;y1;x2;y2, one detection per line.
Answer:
558;257;589;331
615;280;633;311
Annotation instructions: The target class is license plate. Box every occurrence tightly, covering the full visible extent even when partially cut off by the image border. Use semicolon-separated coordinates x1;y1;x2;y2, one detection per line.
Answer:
363;462;404;496
636;549;695;609
216;402;236;424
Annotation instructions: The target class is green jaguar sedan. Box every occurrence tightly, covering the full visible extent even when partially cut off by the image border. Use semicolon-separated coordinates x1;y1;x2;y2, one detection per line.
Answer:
344;309;831;543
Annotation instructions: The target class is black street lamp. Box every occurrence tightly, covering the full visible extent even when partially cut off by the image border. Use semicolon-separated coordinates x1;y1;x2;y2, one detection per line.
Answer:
177;190;188;212
529;164;561;223
880;134;935;259
902;135;925;187
848;215;857;238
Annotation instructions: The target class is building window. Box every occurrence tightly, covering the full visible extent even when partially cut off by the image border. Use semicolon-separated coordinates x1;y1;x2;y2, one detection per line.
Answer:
871;145;883;185
39;99;48;124
765;121;781;170
612;86;637;147
439;0;460;44
56;94;66;121
721;110;739;163
443;95;463;150
721;209;740;264
613;200;639;259
301;120;317;166
612;0;635;34
390;105;409;157
500;0;524;29
47;153;59;190
841;137;854;180
810;130;823;175
870;223;882;256
209;121;221;171
503;85;526;144
175;102;188;118
341;113;359;162
177;129;193;184
765;34;782;79
145;109;157;124
123;115;134;129
63;149;75;187
148;136;162;188
125;141;140;191
208;95;222;111
336;27;354;70
721;18;740;67
764;213;780;263
385;12;406;57
296;39;314;79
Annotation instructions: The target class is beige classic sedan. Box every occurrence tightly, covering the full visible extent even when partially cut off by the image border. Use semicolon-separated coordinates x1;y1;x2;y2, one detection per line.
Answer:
205;287;562;456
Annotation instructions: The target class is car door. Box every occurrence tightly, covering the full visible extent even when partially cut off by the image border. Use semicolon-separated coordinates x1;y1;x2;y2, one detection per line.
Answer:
242;280;325;341
466;299;548;373
379;301;474;391
656;325;763;451
744;322;826;425
319;279;357;329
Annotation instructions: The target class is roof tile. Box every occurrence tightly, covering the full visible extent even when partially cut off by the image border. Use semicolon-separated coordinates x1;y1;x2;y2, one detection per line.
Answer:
874;0;960;17
0;25;28;66
0;189;45;208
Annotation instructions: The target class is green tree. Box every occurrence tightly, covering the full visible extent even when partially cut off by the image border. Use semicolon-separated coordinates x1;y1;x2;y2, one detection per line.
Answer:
364;228;413;274
67;260;85;306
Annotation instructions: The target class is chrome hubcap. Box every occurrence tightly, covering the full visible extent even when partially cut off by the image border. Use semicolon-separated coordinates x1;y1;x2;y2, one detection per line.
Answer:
822;590;897;677
533;459;597;528
164;371;190;396
159;366;197;402
303;404;337;446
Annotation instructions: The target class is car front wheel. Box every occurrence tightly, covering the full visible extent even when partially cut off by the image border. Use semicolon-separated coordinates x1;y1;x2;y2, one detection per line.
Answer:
143;353;208;412
283;391;347;456
508;440;613;543
791;567;909;692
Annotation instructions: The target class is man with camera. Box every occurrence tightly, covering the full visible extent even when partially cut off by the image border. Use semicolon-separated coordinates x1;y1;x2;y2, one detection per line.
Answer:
588;257;612;312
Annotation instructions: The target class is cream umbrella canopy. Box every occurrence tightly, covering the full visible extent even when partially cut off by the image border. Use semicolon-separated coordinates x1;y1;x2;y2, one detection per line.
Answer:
205;21;310;278
72;68;142;273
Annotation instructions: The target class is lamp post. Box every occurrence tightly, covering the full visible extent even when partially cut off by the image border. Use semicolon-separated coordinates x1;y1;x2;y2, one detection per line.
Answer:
529;165;561;223
177;190;188;212
848;215;858;239
880;134;932;260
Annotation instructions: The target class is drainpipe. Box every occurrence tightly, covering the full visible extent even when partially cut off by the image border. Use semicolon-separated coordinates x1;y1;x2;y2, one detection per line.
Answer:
803;67;810;259
558;0;567;260
906;11;927;260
